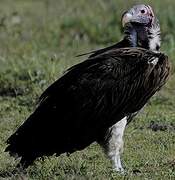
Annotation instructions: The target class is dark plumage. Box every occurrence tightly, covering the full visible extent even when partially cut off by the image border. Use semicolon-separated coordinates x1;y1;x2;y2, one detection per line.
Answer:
5;4;170;170
5;48;170;168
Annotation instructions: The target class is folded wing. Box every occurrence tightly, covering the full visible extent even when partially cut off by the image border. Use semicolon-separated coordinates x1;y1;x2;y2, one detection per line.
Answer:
5;48;170;168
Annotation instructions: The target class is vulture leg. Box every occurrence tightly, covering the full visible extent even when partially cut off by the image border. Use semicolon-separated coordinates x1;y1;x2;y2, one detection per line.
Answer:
107;117;127;172
99;117;127;172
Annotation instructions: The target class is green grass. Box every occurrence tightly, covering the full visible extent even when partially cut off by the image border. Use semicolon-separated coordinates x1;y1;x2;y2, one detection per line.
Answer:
0;0;174;179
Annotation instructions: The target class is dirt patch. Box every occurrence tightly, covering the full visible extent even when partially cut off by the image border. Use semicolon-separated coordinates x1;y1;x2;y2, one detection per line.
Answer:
148;121;175;132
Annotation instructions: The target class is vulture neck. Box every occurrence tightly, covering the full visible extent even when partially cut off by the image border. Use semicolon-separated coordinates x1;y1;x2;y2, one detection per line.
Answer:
124;22;161;51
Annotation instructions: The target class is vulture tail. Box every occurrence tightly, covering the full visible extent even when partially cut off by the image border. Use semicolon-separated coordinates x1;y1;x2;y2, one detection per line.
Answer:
5;113;40;168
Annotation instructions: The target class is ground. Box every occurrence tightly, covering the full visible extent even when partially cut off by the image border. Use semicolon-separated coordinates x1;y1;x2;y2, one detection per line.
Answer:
0;0;174;179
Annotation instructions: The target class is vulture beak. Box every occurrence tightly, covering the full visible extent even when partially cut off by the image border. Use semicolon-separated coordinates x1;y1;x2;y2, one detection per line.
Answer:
122;12;133;27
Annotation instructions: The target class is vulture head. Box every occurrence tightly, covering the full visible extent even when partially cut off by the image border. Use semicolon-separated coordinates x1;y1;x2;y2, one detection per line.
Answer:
122;4;154;27
122;5;161;51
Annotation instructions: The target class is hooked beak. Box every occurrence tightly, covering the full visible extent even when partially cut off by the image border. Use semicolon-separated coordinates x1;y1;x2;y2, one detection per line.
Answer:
122;12;133;27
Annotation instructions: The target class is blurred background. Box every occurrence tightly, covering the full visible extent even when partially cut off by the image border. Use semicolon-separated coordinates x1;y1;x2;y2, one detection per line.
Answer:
0;0;174;179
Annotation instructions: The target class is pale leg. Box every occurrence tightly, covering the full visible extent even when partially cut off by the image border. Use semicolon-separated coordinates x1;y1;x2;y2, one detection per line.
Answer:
99;117;127;172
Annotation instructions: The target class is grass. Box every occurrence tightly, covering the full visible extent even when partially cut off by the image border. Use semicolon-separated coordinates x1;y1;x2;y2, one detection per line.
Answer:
0;0;174;179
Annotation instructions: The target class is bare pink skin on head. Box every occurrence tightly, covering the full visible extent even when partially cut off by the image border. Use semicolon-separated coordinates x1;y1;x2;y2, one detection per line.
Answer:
122;4;155;27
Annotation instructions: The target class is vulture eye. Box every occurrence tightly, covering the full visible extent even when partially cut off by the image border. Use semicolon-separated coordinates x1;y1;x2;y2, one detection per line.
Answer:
140;9;146;14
